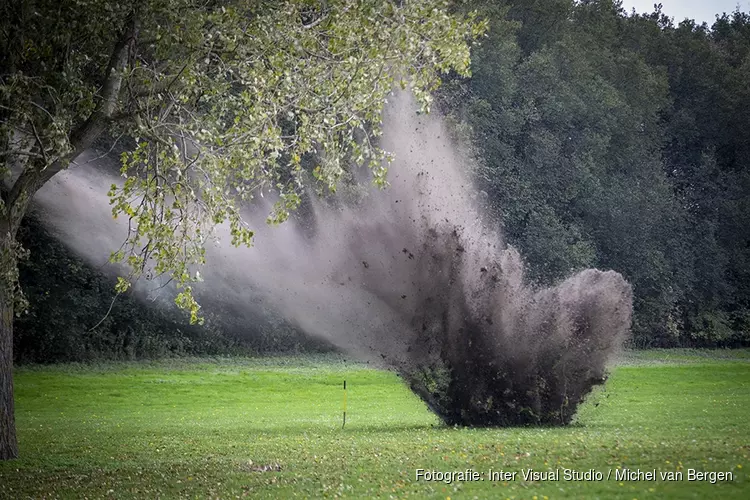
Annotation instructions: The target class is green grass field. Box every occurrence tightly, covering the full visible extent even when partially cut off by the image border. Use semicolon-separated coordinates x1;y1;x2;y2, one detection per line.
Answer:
1;350;748;499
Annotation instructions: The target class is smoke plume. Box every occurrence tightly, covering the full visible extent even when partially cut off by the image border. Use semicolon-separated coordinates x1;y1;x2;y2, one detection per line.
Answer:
33;92;632;426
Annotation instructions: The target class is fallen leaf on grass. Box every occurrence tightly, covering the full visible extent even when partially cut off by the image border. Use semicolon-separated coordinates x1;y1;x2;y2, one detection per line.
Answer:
239;460;283;473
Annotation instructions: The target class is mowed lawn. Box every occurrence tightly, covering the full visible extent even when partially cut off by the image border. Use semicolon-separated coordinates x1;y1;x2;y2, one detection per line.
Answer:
1;351;748;499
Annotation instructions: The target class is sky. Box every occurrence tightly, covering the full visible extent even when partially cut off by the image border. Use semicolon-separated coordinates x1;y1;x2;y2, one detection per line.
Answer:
620;0;750;26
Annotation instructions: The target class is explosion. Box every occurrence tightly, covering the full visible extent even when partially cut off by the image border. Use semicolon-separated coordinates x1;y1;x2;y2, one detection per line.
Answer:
208;92;633;425
35;92;633;426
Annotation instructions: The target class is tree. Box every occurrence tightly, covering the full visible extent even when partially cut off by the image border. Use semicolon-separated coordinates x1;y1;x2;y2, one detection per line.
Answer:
443;0;694;346
448;0;750;347
0;0;484;460
626;8;750;344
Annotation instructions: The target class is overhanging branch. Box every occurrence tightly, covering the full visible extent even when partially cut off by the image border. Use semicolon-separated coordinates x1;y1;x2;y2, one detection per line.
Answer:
4;12;140;219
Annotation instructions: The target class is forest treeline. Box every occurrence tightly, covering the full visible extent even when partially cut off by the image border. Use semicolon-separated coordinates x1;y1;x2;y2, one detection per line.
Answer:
15;214;333;363
14;0;750;362
440;0;750;347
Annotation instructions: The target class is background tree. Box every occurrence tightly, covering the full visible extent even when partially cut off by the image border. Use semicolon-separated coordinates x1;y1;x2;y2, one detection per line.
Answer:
624;8;750;343
441;0;749;347
14;212;332;363
0;0;483;460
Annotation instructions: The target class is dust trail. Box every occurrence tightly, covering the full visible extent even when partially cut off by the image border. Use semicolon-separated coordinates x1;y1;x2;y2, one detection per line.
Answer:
32;91;632;425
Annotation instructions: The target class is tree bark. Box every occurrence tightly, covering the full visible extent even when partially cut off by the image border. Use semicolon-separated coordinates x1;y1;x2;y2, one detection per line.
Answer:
0;221;18;460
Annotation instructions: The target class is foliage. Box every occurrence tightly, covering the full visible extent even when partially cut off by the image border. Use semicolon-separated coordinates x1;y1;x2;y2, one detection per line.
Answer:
0;351;748;497
439;0;750;347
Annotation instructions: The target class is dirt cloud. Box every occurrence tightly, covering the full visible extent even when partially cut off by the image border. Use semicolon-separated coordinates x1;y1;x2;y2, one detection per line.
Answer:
33;91;633;425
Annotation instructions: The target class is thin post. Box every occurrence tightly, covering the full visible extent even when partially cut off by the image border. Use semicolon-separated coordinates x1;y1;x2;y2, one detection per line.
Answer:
342;380;347;429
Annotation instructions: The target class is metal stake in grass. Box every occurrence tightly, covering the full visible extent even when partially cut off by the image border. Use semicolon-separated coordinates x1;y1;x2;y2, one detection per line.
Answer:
342;380;347;429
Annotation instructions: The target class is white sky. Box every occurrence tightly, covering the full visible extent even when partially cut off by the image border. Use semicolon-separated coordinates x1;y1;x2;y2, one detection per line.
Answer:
620;1;750;26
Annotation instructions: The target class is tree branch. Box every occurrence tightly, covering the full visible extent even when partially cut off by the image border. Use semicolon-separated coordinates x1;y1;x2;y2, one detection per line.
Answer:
5;12;140;218
67;13;140;158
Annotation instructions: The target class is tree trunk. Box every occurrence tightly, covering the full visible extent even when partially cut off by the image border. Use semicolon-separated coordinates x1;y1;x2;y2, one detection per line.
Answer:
0;224;18;460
